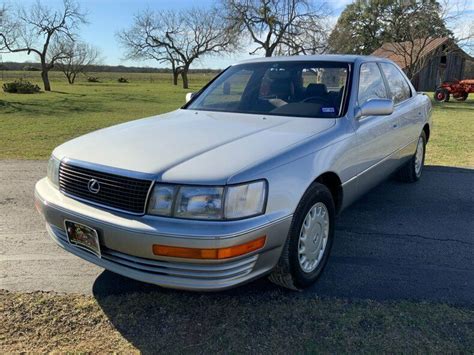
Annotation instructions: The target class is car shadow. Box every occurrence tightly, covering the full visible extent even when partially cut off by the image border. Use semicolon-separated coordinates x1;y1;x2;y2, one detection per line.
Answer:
93;165;473;351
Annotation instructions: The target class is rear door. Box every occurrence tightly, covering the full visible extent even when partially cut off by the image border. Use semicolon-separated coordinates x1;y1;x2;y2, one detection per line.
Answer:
379;62;419;149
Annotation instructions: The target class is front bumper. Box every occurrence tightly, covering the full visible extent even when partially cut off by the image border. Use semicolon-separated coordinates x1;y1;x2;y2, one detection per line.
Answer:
35;178;292;291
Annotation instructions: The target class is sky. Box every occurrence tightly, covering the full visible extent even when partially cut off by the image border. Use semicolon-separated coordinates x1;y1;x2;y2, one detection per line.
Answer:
1;0;471;69
1;0;353;68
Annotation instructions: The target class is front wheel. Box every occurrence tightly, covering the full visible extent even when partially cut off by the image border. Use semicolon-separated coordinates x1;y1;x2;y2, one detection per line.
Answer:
397;131;426;182
269;183;335;290
434;88;450;102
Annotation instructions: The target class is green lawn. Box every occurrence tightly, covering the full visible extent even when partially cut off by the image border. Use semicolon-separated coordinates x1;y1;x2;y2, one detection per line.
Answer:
0;71;213;159
425;96;474;167
1;70;473;166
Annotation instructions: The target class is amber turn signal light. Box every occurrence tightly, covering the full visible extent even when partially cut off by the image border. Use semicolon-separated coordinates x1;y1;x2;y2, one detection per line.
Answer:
152;236;266;260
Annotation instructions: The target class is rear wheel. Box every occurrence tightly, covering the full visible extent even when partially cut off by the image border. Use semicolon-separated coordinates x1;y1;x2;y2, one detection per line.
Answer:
269;183;335;290
434;88;450;102
397;131;426;182
454;92;468;101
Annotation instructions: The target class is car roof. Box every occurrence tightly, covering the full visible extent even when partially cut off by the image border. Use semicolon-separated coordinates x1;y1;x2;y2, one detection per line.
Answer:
233;54;388;65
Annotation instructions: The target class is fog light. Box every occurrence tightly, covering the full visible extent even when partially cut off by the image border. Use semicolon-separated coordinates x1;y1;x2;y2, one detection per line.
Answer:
152;236;266;259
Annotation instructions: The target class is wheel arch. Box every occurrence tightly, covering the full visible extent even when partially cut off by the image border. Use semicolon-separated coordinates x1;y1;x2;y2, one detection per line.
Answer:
423;123;430;143
314;171;343;214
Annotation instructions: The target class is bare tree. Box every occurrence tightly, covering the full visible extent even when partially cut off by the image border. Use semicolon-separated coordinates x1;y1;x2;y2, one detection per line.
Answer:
379;0;470;80
0;0;86;91
119;6;238;89
0;4;12;52
440;0;473;55
274;11;331;55
53;41;100;84
0;5;5;27
330;0;472;80
380;1;449;80
225;0;330;57
118;10;184;85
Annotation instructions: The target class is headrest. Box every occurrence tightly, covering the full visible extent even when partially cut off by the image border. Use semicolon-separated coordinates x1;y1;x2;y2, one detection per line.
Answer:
269;79;293;99
306;83;328;97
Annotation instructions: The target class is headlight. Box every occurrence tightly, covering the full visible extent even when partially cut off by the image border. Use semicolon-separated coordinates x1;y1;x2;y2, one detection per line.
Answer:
147;185;176;216
175;186;224;219
47;155;60;188
147;180;267;220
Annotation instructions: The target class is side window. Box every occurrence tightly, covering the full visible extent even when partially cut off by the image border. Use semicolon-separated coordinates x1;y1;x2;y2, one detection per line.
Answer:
358;63;388;106
380;63;411;104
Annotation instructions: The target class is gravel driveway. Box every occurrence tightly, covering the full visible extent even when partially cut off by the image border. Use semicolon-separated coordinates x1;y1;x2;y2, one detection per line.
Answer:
1;160;472;304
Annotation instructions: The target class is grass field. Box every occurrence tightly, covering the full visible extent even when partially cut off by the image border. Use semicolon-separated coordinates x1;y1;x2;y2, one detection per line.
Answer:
0;71;213;159
2;290;473;353
1;70;473;166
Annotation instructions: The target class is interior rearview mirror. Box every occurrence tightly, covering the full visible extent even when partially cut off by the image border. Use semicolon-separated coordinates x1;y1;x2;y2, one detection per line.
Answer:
223;82;231;95
355;98;394;119
185;92;194;103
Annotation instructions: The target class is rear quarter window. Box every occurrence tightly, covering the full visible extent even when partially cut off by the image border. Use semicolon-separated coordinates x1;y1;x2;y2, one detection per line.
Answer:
380;63;412;104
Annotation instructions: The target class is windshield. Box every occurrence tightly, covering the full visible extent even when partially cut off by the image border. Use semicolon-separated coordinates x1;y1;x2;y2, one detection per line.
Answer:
187;61;351;118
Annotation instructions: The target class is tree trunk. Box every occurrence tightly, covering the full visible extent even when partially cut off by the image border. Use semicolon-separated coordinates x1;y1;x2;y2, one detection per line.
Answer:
171;61;178;85
40;61;51;91
181;68;189;89
173;70;179;85
265;45;273;57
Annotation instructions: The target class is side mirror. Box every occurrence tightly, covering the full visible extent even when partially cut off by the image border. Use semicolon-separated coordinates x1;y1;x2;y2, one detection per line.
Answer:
185;92;195;103
355;98;393;119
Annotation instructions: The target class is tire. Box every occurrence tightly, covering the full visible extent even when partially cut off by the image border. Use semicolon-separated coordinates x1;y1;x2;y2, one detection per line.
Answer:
454;92;468;101
434;88;450;102
269;182;335;290
397;131;426;183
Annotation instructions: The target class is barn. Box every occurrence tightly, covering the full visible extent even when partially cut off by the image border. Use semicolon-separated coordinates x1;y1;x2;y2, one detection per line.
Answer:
372;37;474;91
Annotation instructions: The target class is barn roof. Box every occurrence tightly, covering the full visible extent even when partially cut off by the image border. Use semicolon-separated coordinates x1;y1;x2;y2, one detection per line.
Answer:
372;37;472;69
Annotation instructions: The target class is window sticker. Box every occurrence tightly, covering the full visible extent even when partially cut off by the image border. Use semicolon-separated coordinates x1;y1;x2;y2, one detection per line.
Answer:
321;107;335;113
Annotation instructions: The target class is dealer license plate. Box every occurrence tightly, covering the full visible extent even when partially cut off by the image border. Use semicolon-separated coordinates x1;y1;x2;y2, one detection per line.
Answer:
64;220;101;257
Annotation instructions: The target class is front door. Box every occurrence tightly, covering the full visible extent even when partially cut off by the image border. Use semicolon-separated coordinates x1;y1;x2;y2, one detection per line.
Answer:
353;62;400;175
342;62;400;207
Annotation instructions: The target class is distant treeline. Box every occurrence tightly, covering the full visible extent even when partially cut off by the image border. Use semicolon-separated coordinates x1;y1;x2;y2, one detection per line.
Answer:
0;62;222;74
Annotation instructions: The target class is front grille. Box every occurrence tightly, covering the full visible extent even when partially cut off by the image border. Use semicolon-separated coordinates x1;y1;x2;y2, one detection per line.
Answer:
59;161;153;214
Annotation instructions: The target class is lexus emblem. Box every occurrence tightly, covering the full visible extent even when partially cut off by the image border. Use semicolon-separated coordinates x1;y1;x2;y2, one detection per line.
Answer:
87;179;101;194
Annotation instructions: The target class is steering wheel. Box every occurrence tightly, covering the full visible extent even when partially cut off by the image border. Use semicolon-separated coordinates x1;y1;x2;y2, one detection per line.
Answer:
302;96;332;105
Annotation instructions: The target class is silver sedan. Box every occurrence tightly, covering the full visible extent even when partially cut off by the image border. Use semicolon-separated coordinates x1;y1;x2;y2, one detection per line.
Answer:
35;55;432;290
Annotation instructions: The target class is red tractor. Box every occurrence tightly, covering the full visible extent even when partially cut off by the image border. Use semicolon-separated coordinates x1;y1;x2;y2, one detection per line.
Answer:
434;79;474;102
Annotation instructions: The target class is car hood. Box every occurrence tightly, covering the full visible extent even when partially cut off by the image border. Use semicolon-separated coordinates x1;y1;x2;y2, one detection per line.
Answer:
54;109;335;184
